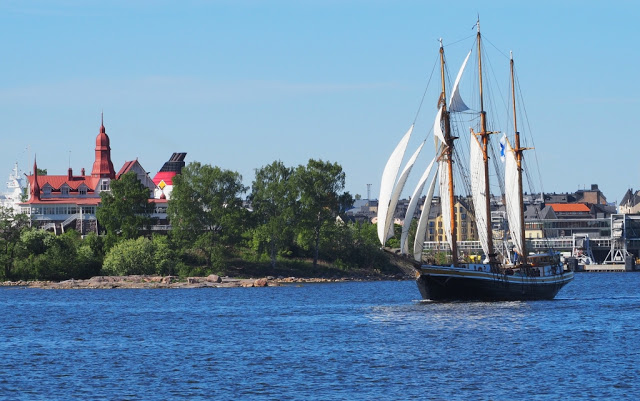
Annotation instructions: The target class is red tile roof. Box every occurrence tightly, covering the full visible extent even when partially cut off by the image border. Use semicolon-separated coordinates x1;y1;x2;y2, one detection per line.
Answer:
27;175;100;191
548;203;591;212
23;174;102;205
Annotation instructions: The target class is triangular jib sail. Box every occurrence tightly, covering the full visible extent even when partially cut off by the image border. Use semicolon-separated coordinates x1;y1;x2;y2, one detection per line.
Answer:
448;50;471;113
377;125;413;246
384;142;425;242
401;156;437;255
414;169;439;261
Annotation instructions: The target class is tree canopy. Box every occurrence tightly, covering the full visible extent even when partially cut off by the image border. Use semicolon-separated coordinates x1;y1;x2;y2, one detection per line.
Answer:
0;206;29;279
168;162;248;269
295;159;352;268
96;171;153;246
250;160;297;268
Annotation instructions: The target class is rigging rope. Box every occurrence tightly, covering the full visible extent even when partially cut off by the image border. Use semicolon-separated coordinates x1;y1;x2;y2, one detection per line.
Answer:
413;56;439;126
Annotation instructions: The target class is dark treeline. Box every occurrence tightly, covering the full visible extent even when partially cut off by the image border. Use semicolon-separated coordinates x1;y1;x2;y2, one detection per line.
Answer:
0;159;393;281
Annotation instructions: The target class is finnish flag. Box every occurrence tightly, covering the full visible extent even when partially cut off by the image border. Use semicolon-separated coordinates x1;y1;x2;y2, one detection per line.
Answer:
499;134;507;163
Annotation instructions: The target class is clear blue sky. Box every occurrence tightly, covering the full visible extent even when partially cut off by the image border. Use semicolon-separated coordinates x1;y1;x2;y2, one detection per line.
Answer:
0;0;637;203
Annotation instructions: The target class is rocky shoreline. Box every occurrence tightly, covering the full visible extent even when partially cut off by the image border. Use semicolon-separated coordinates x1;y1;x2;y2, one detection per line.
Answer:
0;273;410;289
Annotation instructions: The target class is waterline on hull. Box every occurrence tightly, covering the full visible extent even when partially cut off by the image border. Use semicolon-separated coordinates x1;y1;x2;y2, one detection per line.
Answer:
416;265;574;301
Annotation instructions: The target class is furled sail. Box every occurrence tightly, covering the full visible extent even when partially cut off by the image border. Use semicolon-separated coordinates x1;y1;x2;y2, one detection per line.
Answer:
448;50;471;113
413;170;439;261
470;134;490;258
377;125;414;245
438;160;453;251
504;138;525;257
400;156;437;255
384;141;425;242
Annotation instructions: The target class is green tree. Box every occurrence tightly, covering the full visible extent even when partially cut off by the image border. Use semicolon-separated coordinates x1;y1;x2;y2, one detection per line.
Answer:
249;161;297;268
168;162;248;268
152;234;177;275
322;221;389;270
34;230;79;280
0;207;29;280
102;237;156;276
17;228;54;256
12;229;100;281
295;159;352;268
96;171;153;246
83;232;105;259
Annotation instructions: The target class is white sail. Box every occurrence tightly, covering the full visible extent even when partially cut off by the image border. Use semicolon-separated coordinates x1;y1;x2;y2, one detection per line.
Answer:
448;50;471;113
438;160;453;251
470;134;490;258
504;139;525;257
377;125;414;245
401;156;437;255
433;108;445;145
384;141;425;242
413;170;439;261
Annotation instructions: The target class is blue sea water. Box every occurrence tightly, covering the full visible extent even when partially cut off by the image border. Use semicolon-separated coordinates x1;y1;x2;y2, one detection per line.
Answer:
1;273;639;400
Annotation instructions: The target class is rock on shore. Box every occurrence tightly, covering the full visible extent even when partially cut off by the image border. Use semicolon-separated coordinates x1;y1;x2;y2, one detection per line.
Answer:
0;273;408;289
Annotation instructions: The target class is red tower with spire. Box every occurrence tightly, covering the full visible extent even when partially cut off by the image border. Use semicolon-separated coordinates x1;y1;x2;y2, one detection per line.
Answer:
31;157;41;201
91;114;116;179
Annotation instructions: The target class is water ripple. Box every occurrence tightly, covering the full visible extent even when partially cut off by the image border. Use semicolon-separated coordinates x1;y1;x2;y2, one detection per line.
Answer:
1;274;639;399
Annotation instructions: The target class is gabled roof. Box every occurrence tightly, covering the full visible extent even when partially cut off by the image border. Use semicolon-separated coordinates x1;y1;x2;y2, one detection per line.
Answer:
117;160;138;178
621;189;640;207
548;203;591;213
524;203;556;220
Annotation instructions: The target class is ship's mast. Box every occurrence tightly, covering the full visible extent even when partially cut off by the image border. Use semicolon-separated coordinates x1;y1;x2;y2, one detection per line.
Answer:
440;39;458;265
510;52;527;265
475;20;495;262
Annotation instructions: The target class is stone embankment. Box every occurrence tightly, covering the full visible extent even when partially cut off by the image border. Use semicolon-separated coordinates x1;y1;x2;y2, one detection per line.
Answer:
0;273;408;289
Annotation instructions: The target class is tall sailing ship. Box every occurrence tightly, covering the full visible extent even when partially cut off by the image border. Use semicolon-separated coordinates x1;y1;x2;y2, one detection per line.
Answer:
378;22;573;301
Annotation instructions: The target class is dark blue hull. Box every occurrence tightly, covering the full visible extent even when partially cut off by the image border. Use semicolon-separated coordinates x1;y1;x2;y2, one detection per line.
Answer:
416;267;573;301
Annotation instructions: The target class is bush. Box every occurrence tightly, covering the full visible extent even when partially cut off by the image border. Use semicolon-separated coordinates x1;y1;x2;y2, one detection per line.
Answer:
73;245;103;279
102;236;179;276
102;237;156;276
152;234;177;276
10;230;101;281
177;264;208;278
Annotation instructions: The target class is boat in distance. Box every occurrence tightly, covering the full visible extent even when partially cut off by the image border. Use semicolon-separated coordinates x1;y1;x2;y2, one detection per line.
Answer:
377;20;573;301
